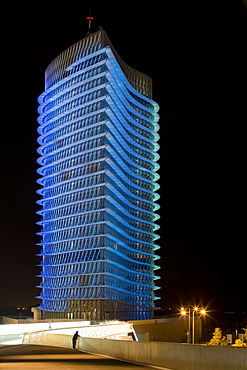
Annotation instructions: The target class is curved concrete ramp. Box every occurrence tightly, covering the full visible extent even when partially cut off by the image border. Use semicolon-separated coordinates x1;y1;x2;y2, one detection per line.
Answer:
0;344;167;369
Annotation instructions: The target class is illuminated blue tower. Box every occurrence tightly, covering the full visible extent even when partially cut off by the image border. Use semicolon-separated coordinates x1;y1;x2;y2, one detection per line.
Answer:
36;29;160;321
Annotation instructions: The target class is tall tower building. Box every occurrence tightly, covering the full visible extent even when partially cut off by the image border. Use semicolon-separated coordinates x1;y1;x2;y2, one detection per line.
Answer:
36;28;160;321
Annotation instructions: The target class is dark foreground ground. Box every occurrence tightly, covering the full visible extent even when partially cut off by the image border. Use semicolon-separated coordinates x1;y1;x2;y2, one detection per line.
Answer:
0;344;169;370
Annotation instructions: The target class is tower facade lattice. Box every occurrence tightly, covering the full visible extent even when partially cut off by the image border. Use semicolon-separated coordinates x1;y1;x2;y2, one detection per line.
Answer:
36;29;160;321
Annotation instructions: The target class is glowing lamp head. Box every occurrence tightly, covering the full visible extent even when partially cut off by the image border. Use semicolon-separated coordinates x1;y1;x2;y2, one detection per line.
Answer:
180;307;187;315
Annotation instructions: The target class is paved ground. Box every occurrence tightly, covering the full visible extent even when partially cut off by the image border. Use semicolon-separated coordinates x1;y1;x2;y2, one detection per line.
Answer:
0;344;166;370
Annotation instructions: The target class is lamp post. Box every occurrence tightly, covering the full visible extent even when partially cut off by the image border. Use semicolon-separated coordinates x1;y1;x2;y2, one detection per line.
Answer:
192;307;198;344
181;306;206;344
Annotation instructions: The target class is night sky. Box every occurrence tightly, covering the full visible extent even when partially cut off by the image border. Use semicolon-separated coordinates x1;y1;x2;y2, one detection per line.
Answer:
0;1;246;314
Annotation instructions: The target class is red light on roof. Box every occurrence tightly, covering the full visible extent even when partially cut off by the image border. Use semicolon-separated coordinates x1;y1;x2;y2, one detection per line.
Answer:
87;17;94;20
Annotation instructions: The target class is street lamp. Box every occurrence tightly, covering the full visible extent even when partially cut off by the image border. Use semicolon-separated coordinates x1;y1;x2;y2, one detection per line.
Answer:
180;306;207;344
192;307;199;344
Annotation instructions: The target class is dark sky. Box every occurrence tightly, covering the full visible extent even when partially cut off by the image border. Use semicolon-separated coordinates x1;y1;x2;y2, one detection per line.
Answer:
0;1;246;313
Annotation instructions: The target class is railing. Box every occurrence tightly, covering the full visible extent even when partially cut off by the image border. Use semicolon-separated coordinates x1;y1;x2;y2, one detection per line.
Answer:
23;330;247;370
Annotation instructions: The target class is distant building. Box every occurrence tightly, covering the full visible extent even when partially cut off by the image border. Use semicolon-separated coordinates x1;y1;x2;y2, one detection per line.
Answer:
36;28;160;321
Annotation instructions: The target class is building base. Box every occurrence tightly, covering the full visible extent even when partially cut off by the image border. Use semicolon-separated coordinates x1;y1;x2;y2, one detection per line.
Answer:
39;299;154;321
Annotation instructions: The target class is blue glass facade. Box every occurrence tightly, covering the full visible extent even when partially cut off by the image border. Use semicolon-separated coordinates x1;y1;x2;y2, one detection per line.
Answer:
36;29;160;321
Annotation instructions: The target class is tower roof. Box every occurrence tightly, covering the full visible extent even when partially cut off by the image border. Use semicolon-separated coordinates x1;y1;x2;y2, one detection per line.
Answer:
45;28;153;98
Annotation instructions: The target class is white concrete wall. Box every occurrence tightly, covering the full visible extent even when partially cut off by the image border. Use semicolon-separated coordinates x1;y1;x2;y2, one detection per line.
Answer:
23;332;247;370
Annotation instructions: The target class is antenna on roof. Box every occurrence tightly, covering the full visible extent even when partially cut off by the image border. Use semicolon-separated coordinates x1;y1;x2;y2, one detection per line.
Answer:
86;8;94;36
